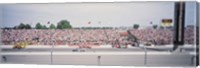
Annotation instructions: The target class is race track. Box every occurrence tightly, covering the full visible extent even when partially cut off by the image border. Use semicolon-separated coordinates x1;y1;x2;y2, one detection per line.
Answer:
0;45;197;66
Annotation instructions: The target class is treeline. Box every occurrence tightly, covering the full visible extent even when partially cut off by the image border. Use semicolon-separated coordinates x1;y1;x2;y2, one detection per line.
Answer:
4;20;174;30
133;24;158;29
11;20;72;29
132;24;173;29
79;27;113;29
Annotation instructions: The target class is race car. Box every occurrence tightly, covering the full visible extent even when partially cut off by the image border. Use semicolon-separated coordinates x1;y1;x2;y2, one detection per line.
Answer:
13;42;27;49
143;41;155;47
78;45;92;49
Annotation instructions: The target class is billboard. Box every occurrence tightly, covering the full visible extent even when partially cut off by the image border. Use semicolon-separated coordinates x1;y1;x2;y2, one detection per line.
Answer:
161;19;173;27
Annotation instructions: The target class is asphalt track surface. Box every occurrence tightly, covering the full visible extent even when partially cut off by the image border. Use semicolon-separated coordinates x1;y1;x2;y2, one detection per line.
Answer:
0;46;197;66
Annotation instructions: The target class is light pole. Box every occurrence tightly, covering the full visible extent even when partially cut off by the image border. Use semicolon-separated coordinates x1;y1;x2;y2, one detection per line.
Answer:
50;29;55;64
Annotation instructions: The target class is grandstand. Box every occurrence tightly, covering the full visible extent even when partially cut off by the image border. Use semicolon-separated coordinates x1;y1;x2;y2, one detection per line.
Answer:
1;26;195;47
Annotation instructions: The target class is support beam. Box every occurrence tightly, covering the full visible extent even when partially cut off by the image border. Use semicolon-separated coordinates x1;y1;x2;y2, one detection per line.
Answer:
173;2;185;51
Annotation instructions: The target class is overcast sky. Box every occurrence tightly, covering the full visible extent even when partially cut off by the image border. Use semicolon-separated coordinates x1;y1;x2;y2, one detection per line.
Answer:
1;2;196;28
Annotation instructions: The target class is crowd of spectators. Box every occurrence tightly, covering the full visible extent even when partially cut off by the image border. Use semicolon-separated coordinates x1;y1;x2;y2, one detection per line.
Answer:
1;27;195;46
129;28;173;45
184;26;195;44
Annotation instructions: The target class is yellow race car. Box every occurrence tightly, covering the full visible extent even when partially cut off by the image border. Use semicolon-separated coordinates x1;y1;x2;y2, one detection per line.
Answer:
13;42;27;49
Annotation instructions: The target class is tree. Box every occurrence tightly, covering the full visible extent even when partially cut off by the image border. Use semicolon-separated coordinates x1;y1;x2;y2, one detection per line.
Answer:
13;26;18;29
42;25;48;29
13;23;31;29
57;20;72;29
18;23;26;29
160;26;164;29
25;24;31;29
133;24;139;29
35;22;43;29
153;25;158;29
49;24;56;29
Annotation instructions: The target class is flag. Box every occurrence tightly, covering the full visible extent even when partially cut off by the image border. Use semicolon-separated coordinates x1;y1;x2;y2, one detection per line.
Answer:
88;21;91;24
47;21;50;24
150;21;153;24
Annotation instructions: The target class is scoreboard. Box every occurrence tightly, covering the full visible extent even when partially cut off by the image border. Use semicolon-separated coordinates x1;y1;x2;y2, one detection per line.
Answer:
161;19;173;27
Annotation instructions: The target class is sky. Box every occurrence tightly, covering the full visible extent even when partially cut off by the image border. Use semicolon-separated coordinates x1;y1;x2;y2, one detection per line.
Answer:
185;2;197;27
1;2;197;28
